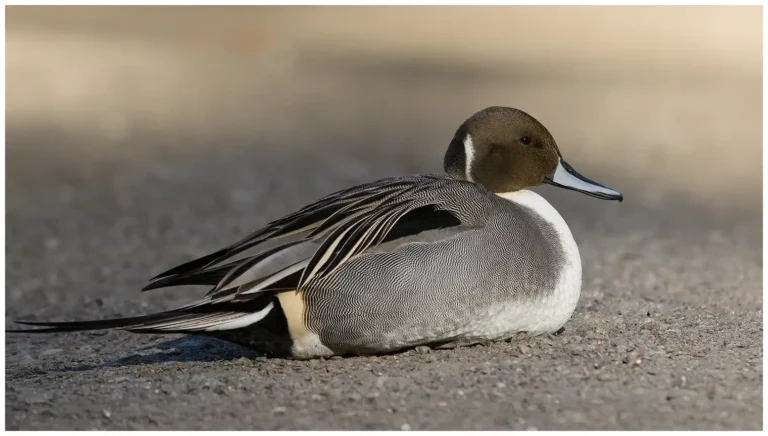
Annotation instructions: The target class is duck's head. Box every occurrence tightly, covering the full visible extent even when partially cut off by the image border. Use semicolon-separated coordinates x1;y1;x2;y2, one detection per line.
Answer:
444;106;623;201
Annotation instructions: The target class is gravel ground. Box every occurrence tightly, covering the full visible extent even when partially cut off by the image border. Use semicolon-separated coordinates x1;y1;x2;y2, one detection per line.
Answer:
5;7;763;430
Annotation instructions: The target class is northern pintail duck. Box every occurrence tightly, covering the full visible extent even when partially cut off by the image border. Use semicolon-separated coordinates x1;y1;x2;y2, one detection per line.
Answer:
13;107;623;359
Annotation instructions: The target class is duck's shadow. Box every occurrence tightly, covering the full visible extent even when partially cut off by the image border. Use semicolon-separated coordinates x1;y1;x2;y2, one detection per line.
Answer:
61;327;567;372
66;336;264;371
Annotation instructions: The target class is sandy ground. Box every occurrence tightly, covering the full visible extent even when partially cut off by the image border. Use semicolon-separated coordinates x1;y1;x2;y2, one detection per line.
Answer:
5;6;763;430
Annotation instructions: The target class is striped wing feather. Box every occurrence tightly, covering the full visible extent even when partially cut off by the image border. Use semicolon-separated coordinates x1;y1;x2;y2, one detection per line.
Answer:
144;175;462;303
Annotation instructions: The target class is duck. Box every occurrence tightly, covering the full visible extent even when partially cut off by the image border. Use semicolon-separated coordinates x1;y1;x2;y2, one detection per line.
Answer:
11;106;623;359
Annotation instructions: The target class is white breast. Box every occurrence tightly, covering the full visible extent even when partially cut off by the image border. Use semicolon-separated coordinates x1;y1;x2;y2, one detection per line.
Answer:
470;189;583;338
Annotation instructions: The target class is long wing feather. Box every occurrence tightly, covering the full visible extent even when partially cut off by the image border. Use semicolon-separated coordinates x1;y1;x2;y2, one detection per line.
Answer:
143;178;416;290
144;175;472;303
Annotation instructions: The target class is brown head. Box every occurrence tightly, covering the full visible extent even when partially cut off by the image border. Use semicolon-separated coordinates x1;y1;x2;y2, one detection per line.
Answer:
444;106;623;201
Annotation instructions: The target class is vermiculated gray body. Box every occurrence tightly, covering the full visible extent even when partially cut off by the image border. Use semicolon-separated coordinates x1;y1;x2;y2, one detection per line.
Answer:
301;181;565;354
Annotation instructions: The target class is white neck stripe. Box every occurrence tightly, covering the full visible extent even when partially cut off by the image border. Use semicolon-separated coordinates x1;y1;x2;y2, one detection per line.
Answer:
463;134;475;182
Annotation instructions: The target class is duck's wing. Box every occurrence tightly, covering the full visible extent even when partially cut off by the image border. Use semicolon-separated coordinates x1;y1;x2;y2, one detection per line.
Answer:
143;175;425;290
143;175;480;300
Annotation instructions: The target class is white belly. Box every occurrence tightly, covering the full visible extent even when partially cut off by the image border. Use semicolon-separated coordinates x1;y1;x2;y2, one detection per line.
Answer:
470;189;582;339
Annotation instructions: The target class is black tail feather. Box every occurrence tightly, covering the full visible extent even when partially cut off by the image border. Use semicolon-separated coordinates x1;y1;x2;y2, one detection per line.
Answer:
9;311;183;333
9;298;277;334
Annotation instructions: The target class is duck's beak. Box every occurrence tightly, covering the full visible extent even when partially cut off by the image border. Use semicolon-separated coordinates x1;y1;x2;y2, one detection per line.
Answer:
544;158;623;202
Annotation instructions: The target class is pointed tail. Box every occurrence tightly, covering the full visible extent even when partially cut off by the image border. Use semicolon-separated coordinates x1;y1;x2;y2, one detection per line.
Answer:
9;299;275;334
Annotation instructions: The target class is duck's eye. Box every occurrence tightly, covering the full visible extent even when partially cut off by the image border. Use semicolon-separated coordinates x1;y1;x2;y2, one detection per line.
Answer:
520;136;531;145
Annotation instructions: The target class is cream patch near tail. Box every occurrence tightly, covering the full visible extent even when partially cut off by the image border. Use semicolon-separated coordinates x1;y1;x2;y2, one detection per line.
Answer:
276;290;334;359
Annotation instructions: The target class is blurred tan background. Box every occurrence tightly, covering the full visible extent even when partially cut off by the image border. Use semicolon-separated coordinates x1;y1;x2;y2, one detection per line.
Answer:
7;6;762;216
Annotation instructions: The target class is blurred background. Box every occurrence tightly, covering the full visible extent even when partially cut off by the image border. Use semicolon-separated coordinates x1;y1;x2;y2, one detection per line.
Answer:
7;6;761;211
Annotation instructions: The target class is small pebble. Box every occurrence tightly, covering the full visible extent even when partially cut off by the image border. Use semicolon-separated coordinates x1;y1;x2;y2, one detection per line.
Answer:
401;423;412;431
272;406;287;415
102;409;112;419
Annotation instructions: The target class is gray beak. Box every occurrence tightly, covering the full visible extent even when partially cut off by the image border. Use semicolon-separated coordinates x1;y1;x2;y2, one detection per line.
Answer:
544;159;623;202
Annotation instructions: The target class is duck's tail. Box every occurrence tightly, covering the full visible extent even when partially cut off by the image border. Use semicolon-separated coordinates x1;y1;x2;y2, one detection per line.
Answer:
9;298;275;334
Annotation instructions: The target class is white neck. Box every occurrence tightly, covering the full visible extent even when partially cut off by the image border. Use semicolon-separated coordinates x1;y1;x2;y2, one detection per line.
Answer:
494;189;583;334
